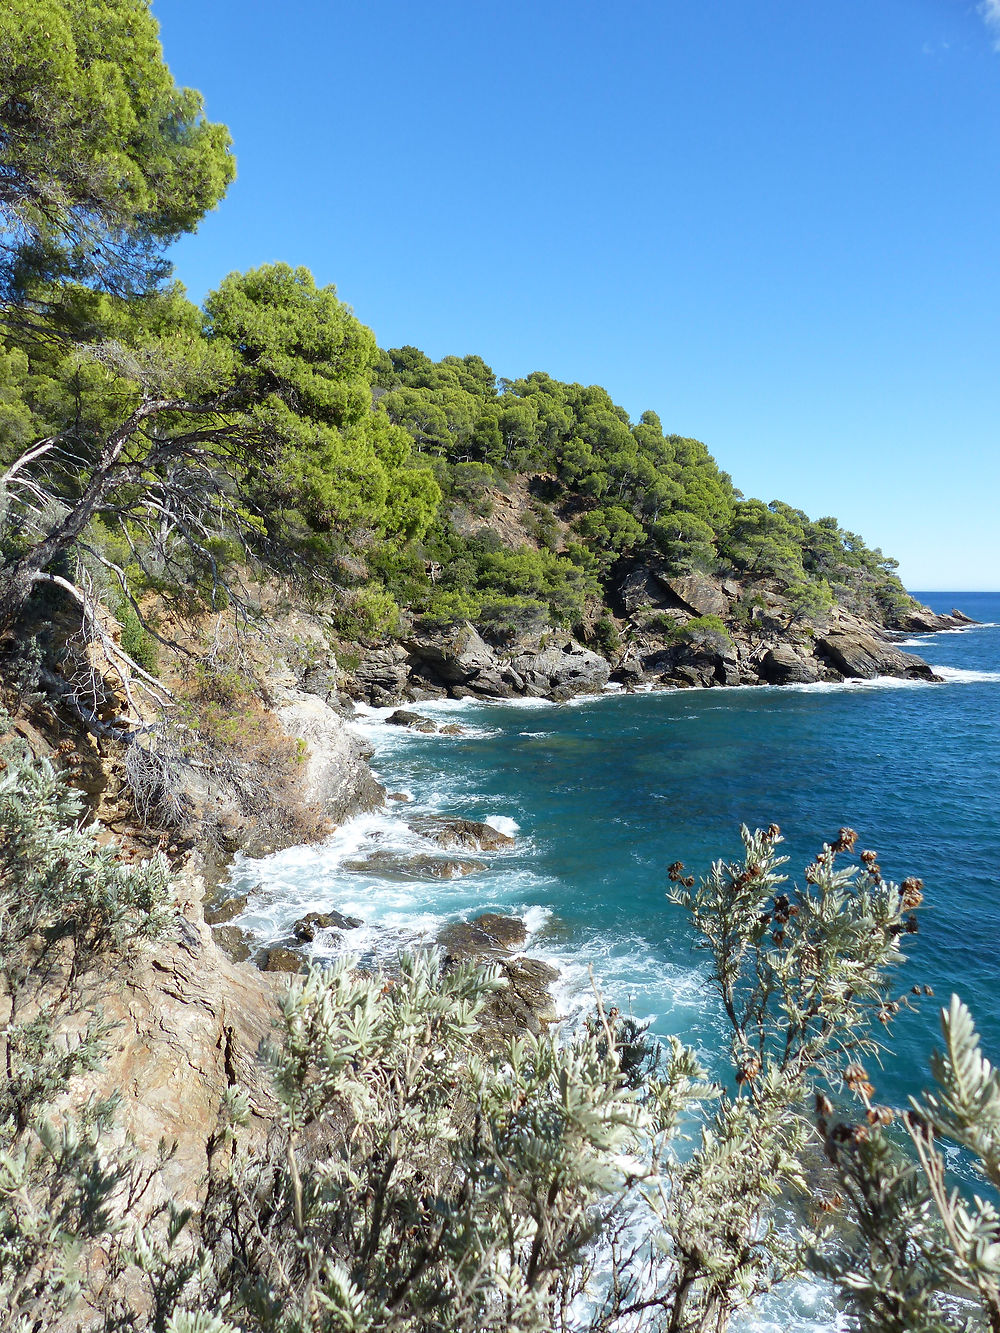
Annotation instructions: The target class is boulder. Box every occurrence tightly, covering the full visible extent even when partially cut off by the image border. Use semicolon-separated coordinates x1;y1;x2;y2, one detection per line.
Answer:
757;645;822;685
654;572;730;619
407;816;515;851
276;689;387;823
404;621;499;687
387;709;437;732
508;636;610;700
342;850;488;880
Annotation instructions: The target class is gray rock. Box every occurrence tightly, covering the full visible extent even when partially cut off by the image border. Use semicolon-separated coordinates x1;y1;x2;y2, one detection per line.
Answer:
407;816;515;851
817;631;940;681
757;645;822;685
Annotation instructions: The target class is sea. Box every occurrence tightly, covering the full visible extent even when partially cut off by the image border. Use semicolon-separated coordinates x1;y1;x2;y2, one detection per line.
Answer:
227;590;1000;1331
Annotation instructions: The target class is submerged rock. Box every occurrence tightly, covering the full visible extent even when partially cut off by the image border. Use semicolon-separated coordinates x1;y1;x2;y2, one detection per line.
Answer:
342;850;488;880
292;909;361;940
387;709;437;732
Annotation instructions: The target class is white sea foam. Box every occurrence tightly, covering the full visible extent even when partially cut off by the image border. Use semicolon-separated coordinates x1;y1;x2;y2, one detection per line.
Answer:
931;665;1000;684
482;814;520;837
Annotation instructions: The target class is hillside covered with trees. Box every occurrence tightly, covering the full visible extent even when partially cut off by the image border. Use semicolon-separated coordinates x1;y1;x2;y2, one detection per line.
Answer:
1;6;994;1333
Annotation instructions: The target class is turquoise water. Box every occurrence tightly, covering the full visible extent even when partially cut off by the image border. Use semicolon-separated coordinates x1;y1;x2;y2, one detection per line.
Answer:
232;591;1000;1331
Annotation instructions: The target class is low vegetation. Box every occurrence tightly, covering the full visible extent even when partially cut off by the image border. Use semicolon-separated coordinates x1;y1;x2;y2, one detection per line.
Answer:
3;749;1000;1333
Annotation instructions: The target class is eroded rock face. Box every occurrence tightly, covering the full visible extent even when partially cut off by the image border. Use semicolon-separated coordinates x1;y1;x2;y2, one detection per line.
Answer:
66;872;281;1223
275;688;386;824
407;816;516;852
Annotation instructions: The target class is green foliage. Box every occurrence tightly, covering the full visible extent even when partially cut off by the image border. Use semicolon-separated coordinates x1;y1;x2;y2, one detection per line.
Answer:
331;585;400;640
114;593;158;673
0;0;234;301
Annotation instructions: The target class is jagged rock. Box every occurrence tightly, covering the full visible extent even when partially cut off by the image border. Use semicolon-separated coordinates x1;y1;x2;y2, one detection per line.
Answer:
439;723;465;735
757;645;822;685
342;850;488;880
817;631;940;681
203;892;248;925
348;645;410;705
387;791;412;801
437;915;558;1038
407;816;515;851
508;636;610;700
493;958;560;1033
211;923;253;962
387;709;437;732
258;946;304;973
404;621;498;686
437;913;529;962
275;689;386;823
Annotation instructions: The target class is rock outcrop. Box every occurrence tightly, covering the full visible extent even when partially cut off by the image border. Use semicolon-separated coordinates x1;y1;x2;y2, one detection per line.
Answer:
437;913;558;1039
815;630;941;682
342;620;609;705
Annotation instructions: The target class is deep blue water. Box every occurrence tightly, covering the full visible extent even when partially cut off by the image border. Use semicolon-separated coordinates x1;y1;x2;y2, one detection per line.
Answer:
232;591;1000;1330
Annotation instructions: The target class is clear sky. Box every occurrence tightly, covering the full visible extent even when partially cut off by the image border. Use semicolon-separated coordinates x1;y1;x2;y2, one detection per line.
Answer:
154;0;1000;591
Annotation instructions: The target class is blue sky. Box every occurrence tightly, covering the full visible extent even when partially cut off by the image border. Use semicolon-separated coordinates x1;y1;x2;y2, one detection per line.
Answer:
155;0;1000;591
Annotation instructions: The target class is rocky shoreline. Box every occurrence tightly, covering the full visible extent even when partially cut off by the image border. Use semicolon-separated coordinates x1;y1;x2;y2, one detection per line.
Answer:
339;574;975;705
